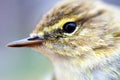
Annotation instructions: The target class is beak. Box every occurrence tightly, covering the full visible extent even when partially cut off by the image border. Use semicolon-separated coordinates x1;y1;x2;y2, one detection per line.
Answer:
7;36;45;47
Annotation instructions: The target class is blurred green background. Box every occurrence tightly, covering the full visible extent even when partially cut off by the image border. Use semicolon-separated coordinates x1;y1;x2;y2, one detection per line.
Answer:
0;0;120;80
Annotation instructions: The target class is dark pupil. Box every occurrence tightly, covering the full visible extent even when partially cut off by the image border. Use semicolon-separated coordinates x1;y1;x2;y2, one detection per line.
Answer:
63;22;77;33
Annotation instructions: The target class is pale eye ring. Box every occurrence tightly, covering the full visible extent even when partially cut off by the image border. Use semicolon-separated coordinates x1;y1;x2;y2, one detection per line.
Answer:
63;22;77;33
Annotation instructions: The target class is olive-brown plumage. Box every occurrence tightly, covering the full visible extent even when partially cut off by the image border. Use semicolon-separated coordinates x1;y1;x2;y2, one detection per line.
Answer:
7;0;120;80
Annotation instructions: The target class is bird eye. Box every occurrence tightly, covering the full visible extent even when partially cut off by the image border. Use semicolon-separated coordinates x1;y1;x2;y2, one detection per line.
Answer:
63;22;77;33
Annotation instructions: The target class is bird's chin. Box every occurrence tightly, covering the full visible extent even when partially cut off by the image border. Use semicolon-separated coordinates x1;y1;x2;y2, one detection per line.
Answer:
32;45;58;61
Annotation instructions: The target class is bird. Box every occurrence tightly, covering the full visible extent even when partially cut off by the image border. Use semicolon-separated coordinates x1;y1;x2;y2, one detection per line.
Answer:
7;0;120;80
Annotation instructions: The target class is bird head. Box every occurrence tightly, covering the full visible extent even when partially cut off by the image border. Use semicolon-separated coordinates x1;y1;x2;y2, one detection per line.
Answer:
7;0;119;63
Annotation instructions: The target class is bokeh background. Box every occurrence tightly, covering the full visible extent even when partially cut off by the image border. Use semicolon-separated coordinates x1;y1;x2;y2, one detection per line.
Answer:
0;0;120;80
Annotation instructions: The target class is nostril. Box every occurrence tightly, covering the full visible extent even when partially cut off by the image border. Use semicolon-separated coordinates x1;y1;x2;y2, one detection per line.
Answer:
28;36;44;41
28;36;40;40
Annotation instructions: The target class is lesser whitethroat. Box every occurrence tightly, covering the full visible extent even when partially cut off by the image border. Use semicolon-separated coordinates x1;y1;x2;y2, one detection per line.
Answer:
7;0;120;80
